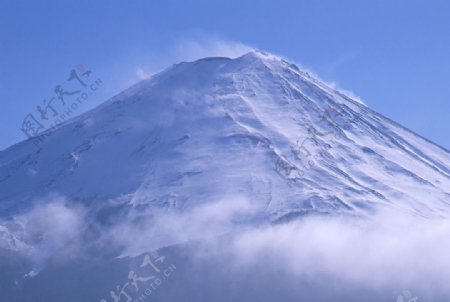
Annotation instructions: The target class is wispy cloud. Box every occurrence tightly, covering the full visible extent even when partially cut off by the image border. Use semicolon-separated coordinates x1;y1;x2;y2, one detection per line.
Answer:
130;35;254;83
0;195;86;277
3;191;450;299
215;210;450;297
171;36;254;62
110;196;257;256
326;52;358;77
135;67;151;80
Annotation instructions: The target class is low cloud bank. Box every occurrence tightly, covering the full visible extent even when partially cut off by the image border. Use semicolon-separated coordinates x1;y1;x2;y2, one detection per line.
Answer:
204;210;450;298
2;194;450;298
110;196;258;256
0;195;86;276
104;196;450;297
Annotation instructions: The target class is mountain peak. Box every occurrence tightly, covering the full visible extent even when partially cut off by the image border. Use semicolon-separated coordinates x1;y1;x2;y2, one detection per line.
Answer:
184;49;287;71
236;49;288;65
240;49;273;59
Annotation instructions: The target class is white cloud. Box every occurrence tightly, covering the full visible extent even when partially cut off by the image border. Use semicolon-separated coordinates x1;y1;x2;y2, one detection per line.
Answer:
170;36;254;62
100;194;450;297
327;52;358;77
218;210;450;296
3;191;450;298
135;67;152;80
0;195;86;276
110;196;257;256
122;35;254;88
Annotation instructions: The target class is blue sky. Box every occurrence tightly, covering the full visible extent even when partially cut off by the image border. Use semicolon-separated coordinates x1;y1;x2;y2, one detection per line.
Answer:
1;0;449;150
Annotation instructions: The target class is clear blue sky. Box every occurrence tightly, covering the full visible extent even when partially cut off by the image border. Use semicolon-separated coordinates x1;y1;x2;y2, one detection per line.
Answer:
1;0;449;150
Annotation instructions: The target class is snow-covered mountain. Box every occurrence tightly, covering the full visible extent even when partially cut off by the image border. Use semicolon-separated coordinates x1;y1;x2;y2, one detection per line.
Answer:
1;50;450;220
1;50;450;301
